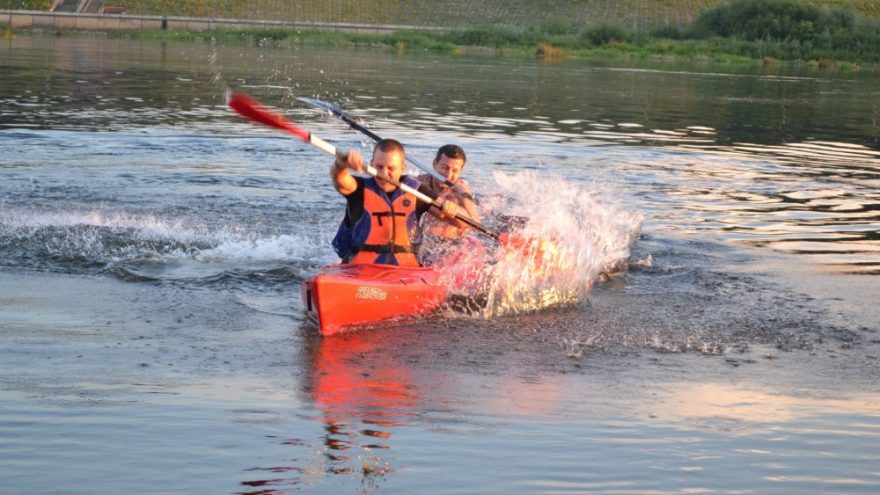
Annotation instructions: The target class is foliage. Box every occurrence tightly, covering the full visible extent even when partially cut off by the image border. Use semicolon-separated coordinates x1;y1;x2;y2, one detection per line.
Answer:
382;30;456;52
7;0;880;65
530;19;578;36
580;21;633;46
440;26;537;48
649;24;687;40
691;0;855;41
0;0;52;9
685;0;880;62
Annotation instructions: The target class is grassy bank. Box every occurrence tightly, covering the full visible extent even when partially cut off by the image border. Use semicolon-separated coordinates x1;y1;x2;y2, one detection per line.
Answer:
76;0;880;30
1;0;53;8
6;0;880;67
6;0;880;31
97;0;880;67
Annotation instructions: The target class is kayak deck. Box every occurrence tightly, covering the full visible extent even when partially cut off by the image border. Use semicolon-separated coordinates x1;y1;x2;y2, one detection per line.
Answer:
302;263;447;336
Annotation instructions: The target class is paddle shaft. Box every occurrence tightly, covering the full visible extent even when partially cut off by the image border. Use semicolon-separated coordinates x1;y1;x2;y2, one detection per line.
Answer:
229;92;499;240
297;97;461;192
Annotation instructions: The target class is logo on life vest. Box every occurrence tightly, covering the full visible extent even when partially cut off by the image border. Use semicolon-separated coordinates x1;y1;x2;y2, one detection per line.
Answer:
355;286;388;301
402;199;412;208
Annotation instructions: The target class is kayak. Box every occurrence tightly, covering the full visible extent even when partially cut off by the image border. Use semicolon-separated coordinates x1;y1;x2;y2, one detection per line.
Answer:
302;263;447;336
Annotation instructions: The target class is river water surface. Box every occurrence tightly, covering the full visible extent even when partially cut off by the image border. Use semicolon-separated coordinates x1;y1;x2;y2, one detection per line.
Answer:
1;35;880;494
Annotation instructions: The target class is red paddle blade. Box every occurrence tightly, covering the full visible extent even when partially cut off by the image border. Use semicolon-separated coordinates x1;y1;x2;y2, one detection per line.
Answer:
498;233;568;273
228;91;310;142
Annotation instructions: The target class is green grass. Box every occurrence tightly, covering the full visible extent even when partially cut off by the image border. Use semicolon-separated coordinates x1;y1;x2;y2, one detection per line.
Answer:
18;0;880;29
0;0;52;9
8;0;880;66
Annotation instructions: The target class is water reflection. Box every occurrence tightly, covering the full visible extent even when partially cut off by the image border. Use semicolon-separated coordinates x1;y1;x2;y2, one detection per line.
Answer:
271;324;880;492
298;329;412;485
293;325;577;487
651;382;880;426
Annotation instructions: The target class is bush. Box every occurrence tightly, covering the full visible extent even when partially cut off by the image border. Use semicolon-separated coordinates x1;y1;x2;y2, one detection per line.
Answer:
532;19;578;36
442;26;535;48
1;0;52;8
580;21;632;46
649;24;687;40
692;0;860;43
384;30;456;52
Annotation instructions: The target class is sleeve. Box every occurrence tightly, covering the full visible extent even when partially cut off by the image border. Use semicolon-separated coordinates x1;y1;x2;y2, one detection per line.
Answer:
342;177;365;227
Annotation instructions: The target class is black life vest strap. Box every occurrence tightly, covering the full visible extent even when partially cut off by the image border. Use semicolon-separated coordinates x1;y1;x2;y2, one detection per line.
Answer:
371;210;405;226
356;243;417;254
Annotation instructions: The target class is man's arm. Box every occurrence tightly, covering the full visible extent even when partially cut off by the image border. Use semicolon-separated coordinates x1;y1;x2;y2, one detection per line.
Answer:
331;149;364;196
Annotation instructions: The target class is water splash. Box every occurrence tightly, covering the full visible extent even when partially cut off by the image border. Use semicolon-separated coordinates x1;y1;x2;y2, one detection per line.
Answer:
436;171;643;317
0;207;333;280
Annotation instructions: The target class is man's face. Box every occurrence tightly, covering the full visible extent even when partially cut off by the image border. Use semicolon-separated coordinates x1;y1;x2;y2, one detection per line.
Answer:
433;155;465;186
372;148;405;193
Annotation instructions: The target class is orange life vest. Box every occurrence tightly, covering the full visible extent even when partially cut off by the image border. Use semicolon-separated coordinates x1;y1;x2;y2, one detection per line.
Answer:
332;177;422;266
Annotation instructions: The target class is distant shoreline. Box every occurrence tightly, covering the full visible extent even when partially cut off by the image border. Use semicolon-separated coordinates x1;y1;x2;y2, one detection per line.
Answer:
0;9;438;35
3;8;877;71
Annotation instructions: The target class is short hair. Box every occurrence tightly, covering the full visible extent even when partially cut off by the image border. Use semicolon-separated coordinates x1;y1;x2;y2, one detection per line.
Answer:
435;144;466;164
373;138;405;157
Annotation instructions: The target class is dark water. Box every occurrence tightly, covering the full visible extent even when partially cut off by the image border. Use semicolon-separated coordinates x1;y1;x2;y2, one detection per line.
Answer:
1;35;879;494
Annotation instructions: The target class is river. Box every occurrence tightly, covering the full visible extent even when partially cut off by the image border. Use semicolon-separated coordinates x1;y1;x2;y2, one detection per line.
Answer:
1;34;879;494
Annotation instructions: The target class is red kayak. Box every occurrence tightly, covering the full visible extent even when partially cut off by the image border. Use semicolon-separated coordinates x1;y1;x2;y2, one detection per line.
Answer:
302;263;447;336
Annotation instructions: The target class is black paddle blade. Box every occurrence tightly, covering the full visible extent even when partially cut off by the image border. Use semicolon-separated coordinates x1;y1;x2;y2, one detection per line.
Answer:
297;97;383;142
297;97;351;122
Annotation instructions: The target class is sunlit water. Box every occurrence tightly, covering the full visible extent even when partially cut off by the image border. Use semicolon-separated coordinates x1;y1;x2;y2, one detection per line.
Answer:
1;34;879;494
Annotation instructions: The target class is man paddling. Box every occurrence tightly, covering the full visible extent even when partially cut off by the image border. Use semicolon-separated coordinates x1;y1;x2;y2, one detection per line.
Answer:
418;144;480;240
417;144;483;266
331;139;460;266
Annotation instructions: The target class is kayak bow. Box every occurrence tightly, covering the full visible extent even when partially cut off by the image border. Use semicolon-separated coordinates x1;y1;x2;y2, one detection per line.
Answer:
302;263;447;336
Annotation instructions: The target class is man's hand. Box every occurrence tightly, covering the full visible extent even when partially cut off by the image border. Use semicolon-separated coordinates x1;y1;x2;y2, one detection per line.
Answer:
334;149;364;173
438;198;460;220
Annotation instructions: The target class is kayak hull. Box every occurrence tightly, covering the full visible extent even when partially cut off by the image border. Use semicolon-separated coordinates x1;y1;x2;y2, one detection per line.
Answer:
302;263;447;336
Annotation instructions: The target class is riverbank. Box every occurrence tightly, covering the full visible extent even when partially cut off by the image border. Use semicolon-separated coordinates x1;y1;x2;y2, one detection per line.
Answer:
0;9;430;34
0;6;880;72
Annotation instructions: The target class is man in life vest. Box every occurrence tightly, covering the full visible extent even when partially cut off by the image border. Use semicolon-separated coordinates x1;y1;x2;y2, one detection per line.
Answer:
330;139;460;266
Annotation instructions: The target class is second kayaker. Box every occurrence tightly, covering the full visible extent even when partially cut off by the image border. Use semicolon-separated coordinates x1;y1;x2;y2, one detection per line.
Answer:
417;144;483;266
330;138;460;266
418;144;480;239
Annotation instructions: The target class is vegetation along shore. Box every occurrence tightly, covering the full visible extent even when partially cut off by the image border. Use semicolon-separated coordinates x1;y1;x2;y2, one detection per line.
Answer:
3;0;880;68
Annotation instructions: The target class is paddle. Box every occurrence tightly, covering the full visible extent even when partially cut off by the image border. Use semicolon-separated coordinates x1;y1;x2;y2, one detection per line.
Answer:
228;91;500;240
297;96;465;194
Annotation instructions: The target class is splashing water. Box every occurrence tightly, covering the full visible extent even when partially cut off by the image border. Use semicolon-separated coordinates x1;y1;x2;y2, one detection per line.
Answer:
0;207;334;279
437;171;643;318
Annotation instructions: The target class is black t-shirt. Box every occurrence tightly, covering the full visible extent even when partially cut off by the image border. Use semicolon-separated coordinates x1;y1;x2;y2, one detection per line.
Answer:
341;176;434;227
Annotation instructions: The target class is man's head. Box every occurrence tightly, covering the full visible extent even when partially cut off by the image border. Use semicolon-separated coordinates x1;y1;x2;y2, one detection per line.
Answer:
371;139;406;193
433;144;467;186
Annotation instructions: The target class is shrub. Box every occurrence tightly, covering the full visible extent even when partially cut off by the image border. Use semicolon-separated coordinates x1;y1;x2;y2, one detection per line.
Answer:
692;0;862;43
536;42;565;59
649;24;686;40
1;0;52;9
532;19;577;36
580;21;632;46
442;26;534;48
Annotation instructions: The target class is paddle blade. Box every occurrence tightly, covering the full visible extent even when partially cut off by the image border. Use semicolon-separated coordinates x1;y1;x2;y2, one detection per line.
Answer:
297;97;350;121
228;91;310;142
498;232;566;273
